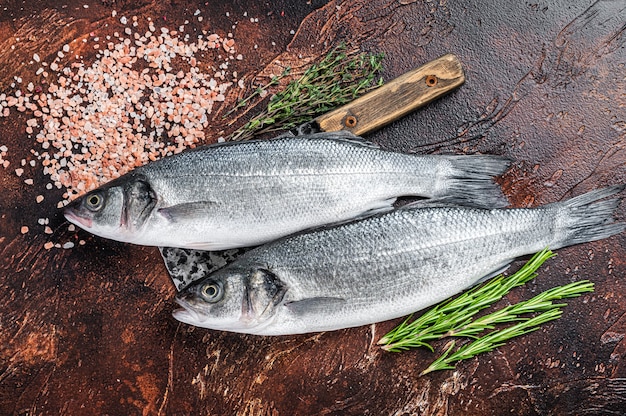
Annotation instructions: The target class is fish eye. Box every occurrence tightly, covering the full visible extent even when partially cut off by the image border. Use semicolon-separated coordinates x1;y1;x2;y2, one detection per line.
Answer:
200;281;223;303
85;192;104;212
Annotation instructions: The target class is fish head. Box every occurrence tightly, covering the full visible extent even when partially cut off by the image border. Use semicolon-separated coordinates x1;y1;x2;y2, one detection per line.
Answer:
64;174;157;241
173;266;287;333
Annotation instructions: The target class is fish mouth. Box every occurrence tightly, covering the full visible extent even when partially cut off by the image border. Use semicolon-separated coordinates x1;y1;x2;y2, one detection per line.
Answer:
172;297;203;325
63;207;93;228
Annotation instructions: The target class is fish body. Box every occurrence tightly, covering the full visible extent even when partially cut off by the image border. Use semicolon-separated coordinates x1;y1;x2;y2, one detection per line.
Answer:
173;186;625;335
64;132;509;250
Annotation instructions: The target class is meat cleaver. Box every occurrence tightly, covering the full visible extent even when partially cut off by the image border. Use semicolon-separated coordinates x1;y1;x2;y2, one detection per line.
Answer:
160;54;465;291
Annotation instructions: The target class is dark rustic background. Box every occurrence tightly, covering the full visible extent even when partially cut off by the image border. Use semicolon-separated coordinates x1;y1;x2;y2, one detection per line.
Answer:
1;0;625;415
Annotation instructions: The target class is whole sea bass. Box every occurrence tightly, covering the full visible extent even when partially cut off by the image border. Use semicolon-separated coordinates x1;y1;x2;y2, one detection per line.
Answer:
173;185;625;335
64;132;508;250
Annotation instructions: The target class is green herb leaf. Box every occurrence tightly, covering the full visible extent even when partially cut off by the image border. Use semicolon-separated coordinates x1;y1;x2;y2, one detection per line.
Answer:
227;43;384;141
378;249;595;375
379;249;555;351
420;309;565;376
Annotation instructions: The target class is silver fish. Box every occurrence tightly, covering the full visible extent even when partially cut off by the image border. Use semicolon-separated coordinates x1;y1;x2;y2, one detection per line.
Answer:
64;131;509;250
173;185;625;335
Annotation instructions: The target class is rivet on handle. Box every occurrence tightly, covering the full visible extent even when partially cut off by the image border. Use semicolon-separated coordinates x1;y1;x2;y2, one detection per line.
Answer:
344;115;357;128
425;75;438;87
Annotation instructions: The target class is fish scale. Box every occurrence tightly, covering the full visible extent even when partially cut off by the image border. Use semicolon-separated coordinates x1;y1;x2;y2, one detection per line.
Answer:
173;186;625;335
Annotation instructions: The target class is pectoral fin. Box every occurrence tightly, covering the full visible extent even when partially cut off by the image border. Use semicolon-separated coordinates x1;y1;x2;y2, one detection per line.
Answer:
285;297;346;316
158;201;216;222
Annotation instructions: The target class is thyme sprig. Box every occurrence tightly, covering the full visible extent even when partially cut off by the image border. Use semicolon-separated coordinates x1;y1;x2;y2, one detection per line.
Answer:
228;43;384;141
378;249;594;375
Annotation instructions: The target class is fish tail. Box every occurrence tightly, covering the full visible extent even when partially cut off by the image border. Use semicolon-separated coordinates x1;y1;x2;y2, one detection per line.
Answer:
438;155;511;209
552;185;626;249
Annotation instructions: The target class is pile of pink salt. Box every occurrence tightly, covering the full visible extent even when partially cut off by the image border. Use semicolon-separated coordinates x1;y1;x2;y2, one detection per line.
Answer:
0;13;241;204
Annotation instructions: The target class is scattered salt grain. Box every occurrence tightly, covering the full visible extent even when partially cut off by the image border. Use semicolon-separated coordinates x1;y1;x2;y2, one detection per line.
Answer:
62;242;75;249
2;15;239;205
21;226;29;234
44;226;53;234
15;168;23;176
24;178;34;185
68;224;75;232
33;53;40;62
36;195;44;203
44;242;54;250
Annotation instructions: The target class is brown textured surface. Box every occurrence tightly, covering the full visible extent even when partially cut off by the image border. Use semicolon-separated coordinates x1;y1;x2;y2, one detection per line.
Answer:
1;0;625;415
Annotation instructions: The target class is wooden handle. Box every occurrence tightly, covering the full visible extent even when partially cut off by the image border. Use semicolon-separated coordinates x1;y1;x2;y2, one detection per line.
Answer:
315;54;465;136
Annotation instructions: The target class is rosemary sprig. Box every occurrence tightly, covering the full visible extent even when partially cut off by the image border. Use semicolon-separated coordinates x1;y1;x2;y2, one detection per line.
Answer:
229;43;384;141
420;309;564;375
378;249;595;375
446;280;594;339
379;249;556;351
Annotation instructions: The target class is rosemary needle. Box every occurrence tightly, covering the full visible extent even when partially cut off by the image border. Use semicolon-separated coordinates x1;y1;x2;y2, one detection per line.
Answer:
379;249;556;351
420;309;564;375
379;249;594;375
